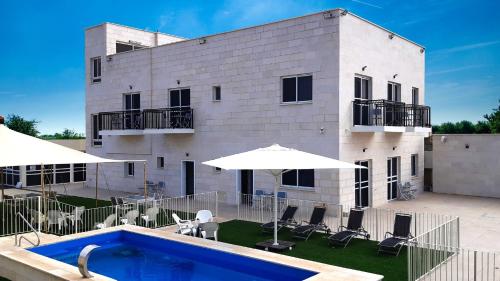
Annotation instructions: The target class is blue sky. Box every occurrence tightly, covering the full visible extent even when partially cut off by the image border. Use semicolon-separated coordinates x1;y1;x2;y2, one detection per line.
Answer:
0;0;499;134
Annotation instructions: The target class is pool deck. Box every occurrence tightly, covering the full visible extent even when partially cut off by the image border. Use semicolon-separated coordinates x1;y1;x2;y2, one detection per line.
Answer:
0;225;383;281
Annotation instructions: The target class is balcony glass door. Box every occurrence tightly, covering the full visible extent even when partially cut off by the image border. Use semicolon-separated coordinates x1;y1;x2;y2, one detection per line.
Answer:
386;82;402;126
354;160;370;208
354;76;371;125
387;157;399;200
123;93;140;129
169;88;191;128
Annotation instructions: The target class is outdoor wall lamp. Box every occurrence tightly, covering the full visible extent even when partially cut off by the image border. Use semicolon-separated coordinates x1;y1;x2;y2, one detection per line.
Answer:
320;127;325;134
465;144;470;149
363;148;367;152
388;33;395;39
420;48;425;54
393;74;398;79
198;38;207;44
129;85;133;90
185;153;190;157
392;146;397;151
340;9;348;16
177;80;181;85
362;66;367;71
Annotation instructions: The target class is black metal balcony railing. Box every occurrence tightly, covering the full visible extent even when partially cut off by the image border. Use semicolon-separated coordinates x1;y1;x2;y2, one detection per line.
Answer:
353;99;431;127
98;108;194;131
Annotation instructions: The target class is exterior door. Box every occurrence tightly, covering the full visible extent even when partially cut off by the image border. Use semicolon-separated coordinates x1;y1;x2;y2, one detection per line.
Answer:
240;170;253;204
169;88;191;128
354;76;371;125
386;82;402;126
183;161;195;196
387;157;399;200
354;161;370;208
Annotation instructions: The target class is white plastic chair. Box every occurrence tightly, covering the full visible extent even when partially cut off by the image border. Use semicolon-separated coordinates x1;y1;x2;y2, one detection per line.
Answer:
172;213;194;235
70;206;85;226
141;207;159;227
96;214;116;229
15;182;23;189
47;210;66;231
121;210;139;225
199;222;219;241
195;210;214;224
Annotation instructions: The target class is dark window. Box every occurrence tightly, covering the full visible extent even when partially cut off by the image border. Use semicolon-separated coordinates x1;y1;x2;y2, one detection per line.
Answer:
116;42;134;53
213;86;221;101
73;163;86;182
2;166;20;186
26;165;53;186
169;88;190;108
297;76;312;101
412;87;419;105
55;164;71;184
124;93;140;110
157;157;165;169
388;82;401;102
354;76;372;125
282;75;313;103
411;154;418;176
282;169;314;188
92;114;102;146
125;162;134;177
90;57;101;83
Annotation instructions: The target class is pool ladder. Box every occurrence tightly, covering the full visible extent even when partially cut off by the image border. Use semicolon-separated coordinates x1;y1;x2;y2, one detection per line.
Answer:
78;244;101;278
14;212;40;247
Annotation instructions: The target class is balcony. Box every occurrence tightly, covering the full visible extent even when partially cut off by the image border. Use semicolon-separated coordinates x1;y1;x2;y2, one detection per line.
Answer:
352;99;431;133
97;108;194;136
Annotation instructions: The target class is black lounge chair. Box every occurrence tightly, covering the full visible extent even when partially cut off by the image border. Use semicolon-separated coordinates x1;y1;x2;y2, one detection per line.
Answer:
291;206;330;240
378;213;414;256
328;208;370;247
261;205;298;233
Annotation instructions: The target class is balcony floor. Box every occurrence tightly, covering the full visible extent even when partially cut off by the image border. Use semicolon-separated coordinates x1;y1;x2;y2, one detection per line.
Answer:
352;125;431;134
100;128;195;136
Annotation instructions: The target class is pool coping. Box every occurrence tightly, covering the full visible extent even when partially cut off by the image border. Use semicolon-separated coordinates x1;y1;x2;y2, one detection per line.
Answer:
0;225;383;281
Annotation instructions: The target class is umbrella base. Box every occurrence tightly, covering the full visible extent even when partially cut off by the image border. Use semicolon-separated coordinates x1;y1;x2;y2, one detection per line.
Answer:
255;239;295;252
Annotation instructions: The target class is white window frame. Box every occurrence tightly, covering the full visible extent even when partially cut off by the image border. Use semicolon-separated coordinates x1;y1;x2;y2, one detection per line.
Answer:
411;154;418;177
125;162;135;177
212;86;221;102
90;57;101;84
281;74;313;104
281;169;315;190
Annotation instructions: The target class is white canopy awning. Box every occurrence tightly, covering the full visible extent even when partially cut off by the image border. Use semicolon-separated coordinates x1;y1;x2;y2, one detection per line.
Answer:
0;124;140;167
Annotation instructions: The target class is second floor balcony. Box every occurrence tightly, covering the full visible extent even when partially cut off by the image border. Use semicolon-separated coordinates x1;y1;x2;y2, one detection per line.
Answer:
97;108;194;136
352;99;431;133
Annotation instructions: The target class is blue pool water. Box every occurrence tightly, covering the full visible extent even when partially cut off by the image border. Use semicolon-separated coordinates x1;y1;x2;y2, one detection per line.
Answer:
29;231;317;281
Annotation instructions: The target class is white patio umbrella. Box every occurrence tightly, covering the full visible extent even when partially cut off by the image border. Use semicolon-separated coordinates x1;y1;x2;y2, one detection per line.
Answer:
0;122;146;206
202;144;365;246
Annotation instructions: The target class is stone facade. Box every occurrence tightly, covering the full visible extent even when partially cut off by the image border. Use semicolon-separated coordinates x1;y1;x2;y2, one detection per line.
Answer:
85;9;427;207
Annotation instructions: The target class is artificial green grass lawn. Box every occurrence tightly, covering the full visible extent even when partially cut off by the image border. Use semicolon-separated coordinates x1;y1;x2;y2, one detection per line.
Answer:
57;195;112;208
218;220;407;281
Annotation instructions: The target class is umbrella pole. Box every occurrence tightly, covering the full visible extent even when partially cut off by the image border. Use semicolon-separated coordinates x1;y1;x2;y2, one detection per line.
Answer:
273;175;279;246
1;167;4;201
95;163;99;208
41;165;46;232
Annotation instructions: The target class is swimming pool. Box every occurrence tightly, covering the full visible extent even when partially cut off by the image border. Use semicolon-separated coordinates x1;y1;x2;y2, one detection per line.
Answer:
29;231;317;281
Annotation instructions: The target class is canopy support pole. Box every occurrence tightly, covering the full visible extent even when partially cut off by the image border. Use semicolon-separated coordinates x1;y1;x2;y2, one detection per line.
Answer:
41;164;46;231
273;175;279;246
143;162;147;198
95;163;99;208
1;167;4;201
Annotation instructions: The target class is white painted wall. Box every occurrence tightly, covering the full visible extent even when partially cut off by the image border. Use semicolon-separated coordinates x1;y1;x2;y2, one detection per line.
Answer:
433;134;500;198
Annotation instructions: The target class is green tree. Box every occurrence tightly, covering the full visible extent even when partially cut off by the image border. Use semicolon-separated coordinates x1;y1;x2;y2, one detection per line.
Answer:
483;100;500;133
40;128;84;140
474;121;491;134
456;120;476;134
5;114;39;136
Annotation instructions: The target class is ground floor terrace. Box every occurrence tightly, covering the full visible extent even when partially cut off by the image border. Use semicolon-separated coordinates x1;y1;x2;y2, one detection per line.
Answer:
0;187;499;280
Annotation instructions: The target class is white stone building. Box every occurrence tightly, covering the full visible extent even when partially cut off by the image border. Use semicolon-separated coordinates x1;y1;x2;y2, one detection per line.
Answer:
85;9;431;208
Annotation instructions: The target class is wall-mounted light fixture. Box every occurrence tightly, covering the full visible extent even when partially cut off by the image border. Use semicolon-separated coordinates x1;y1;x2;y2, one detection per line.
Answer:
320;127;325;134
388;33;395;39
177;80;180;85
392;146;397;151
420;48;425;54
362;66;367;71
106;56;113;62
340;9;348;16
363;148;367;152
393;74;398;79
465;144;470;149
185;153;190;157
198;38;207;44
129;85;133;90
323;11;335;19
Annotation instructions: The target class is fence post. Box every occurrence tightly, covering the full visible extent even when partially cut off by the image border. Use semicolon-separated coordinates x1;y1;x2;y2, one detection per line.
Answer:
457;217;460;249
473;250;477;281
38;196;41;233
215;191;219;218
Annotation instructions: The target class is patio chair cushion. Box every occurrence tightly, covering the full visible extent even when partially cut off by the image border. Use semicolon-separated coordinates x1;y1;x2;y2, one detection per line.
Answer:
329;230;356;243
292;224;315;235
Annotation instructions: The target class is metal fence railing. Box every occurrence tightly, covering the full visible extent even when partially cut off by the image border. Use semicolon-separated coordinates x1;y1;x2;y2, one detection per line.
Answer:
1;191;219;238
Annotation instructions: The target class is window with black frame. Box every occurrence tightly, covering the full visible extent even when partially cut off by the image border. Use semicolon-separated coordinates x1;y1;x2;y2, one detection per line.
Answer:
354;75;372;125
282;74;312;103
55;164;71;184
92;114;102;146
26;165;54;186
123;93;141;129
73;164;86;182
169;88;191;128
90;57;101;83
281;169;314;189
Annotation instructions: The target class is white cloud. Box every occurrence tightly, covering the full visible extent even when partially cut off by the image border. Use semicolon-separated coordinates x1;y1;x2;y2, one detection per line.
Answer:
351;0;383;9
432;40;500;55
426;64;485;76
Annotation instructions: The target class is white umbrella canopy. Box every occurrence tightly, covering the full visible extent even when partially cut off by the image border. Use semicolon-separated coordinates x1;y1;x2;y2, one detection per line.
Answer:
203;144;365;246
0;124;130;167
